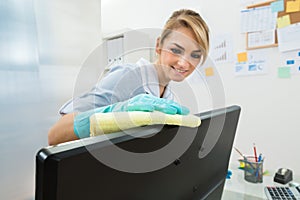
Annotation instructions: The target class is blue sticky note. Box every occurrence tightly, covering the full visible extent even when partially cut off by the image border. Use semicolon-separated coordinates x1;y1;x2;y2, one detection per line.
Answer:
286;60;295;65
298;52;300;57
271;0;284;13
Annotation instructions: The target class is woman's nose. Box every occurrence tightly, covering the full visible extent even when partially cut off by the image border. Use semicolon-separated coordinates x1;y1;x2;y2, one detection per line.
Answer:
177;55;190;68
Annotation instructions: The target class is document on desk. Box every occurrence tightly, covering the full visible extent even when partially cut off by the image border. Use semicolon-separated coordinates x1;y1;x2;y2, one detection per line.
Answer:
277;22;300;52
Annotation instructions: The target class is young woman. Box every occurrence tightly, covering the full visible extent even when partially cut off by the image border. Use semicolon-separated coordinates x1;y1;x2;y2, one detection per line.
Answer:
48;9;210;145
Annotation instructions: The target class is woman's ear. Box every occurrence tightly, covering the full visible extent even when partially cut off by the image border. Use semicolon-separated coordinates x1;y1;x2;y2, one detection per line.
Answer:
155;37;161;55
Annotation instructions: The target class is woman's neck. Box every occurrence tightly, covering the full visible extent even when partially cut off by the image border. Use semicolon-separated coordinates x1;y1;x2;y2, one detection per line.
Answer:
159;85;166;97
154;61;170;97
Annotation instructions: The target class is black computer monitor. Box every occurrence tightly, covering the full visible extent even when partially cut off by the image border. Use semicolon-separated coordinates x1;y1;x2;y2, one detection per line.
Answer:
35;105;241;200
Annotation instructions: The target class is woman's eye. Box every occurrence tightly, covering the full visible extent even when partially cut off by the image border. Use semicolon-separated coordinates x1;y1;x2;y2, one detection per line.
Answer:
170;48;182;54
191;53;201;59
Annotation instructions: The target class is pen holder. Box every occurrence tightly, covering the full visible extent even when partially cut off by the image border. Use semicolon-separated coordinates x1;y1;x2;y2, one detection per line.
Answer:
242;156;263;183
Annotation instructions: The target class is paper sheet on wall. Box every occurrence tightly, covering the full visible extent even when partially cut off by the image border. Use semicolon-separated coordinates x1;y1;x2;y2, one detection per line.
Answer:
240;6;277;33
286;0;300;13
277;22;300;52
237;52;248;62
240;0;269;7
210;33;234;64
278;67;291;78
279;50;300;75
205;67;214;76
247;29;276;48
271;0;284;13
235;49;268;76
277;15;291;28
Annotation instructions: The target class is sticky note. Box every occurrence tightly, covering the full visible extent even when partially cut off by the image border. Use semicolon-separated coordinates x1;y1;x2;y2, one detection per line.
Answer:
278;67;291;78
298;51;300;57
286;0;300;13
271;0;284;13
205;67;214;76
237;52;248;62
277;15;291;28
286;60;295;65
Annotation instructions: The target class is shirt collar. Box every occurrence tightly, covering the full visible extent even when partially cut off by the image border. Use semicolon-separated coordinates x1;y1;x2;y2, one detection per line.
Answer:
136;58;173;100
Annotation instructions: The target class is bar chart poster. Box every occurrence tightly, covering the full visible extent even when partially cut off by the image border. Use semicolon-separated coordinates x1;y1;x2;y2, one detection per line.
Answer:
210;33;234;65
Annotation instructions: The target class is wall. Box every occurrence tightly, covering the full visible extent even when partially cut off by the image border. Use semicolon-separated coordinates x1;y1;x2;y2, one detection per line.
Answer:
1;1;298;199
0;0;101;199
0;0;39;70
101;0;300;172
34;0;102;66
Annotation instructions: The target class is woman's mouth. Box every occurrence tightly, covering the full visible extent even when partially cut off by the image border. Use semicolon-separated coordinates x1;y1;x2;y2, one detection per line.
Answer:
171;66;187;74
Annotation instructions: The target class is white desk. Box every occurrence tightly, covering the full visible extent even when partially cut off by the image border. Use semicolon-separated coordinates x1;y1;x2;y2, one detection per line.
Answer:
222;167;299;200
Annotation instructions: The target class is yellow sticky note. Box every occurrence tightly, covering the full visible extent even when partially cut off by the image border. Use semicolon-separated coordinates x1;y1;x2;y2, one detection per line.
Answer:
205;67;214;76
237;52;248;63
286;0;300;13
277;15;291;28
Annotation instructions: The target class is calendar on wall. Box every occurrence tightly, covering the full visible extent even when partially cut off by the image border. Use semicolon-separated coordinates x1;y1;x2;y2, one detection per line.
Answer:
240;0;300;50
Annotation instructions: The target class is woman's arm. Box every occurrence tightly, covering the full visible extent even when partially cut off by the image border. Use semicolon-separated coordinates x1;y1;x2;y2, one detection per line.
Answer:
48;113;78;146
48;94;190;145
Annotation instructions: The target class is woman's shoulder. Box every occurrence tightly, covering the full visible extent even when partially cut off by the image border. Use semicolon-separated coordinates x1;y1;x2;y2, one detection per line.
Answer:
108;62;139;73
108;58;151;72
103;58;153;82
100;63;142;86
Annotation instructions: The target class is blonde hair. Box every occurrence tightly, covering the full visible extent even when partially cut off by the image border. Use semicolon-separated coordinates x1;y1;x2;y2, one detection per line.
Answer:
160;9;210;64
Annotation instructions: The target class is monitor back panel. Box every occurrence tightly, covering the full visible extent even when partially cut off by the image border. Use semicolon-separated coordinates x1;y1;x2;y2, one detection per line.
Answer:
36;105;241;200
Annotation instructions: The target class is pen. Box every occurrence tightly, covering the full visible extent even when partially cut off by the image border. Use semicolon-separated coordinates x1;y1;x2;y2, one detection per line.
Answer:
255;165;261;178
253;143;258;162
235;147;257;171
258;153;262;162
234;147;244;158
234;147;249;161
255;154;263;180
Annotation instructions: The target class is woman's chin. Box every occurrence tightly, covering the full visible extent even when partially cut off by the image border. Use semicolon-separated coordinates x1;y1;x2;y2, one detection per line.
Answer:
171;76;185;82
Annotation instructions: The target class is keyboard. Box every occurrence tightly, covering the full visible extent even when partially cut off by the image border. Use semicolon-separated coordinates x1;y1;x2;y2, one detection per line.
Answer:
265;186;300;200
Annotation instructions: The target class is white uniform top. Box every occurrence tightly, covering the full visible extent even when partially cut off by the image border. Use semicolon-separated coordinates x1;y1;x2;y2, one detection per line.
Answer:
59;58;174;114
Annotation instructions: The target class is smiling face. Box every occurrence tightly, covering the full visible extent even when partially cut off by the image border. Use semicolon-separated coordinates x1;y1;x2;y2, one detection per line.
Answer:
155;27;203;84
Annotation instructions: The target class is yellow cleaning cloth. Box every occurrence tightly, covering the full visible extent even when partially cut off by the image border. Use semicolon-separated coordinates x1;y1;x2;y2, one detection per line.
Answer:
89;111;201;136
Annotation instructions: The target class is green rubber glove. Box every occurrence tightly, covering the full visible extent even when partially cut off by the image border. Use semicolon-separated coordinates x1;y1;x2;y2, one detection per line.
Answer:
74;94;189;138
